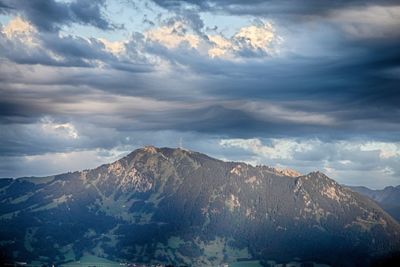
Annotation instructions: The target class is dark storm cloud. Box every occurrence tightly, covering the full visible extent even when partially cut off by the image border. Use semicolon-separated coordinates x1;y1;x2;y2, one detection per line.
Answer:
0;0;399;159
42;35;111;60
0;1;9;11
0;0;118;32
138;103;400;141
0;99;51;125
0;119;128;156
1;32;399;144
0;28;154;72
143;30;400;115
0;34;92;67
151;0;399;16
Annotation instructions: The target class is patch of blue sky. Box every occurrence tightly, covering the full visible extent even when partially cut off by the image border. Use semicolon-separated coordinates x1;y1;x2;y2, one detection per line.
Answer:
0;14;11;26
201;13;254;36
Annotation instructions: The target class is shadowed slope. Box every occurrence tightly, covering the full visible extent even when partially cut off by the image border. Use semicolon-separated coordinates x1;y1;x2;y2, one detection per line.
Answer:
1;146;399;266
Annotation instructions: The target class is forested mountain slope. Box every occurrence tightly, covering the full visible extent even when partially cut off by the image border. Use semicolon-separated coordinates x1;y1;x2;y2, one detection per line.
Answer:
1;147;399;266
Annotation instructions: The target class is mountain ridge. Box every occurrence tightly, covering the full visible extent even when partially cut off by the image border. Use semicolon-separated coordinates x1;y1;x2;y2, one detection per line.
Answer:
1;146;400;266
349;185;400;223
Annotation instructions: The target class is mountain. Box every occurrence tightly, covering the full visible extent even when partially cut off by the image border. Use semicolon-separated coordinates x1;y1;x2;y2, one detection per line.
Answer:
349;185;400;223
1;146;400;267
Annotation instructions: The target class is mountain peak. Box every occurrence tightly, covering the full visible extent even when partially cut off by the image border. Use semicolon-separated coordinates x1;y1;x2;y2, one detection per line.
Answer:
130;145;194;158
3;146;400;266
142;145;158;154
273;167;302;177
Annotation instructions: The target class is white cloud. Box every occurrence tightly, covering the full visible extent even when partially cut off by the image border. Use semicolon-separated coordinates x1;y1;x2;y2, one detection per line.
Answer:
360;142;400;159
208;21;281;58
233;22;278;53
2;16;36;38
219;138;313;160
207;34;233;58
2;16;38;46
219;138;400;188
98;38;126;55
145;20;200;49
144;18;280;59
41;117;79;139
17;148;131;177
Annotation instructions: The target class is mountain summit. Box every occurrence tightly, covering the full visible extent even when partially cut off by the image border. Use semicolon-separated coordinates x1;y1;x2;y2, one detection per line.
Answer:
1;146;400;266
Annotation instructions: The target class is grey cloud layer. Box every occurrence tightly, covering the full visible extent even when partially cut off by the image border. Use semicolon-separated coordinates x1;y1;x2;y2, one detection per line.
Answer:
151;0;399;16
0;0;399;187
0;0;117;32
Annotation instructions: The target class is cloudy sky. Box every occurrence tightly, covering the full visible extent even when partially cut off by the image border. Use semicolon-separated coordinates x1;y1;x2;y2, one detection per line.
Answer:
0;0;399;188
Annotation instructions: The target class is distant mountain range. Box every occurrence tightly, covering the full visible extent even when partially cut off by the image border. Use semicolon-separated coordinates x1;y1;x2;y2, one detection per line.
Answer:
348;185;400;223
1;147;400;267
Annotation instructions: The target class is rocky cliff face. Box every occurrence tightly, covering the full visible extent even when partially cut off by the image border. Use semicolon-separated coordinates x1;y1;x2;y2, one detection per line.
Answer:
1;147;400;266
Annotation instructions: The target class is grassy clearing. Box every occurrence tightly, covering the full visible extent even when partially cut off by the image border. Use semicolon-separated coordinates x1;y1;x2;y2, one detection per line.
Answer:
10;192;34;204
20;176;55;185
60;253;120;267
229;260;263;267
167;236;185;249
